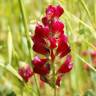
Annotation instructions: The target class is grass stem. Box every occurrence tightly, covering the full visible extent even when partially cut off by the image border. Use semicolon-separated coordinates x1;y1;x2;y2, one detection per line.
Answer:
18;0;41;96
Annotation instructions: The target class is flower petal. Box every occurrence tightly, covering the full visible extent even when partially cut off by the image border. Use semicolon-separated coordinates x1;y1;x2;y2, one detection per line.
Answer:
55;5;64;17
57;55;73;73
46;5;56;20
32;56;47;68
48;37;56;49
32;35;49;55
51;20;64;37
32;56;50;75
57;35;70;57
42;16;49;26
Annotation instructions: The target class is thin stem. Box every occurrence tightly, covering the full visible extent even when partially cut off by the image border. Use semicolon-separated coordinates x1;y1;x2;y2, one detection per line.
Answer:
51;50;56;96
18;0;40;96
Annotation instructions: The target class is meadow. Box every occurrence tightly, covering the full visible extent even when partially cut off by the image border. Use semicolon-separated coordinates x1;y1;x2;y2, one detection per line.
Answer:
0;0;96;96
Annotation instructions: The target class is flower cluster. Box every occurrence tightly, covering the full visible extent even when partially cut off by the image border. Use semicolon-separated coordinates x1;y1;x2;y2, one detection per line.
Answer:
31;5;73;87
18;5;73;87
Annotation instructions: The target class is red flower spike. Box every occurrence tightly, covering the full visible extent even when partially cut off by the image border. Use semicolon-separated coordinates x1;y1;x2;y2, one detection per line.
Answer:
58;55;73;73
55;5;64;17
31;5;72;87
57;35;71;57
56;74;62;87
18;64;33;82
46;5;56;20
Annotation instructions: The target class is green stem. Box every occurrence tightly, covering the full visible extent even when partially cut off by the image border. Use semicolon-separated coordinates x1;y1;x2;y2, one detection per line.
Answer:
18;0;32;59
18;0;40;96
51;52;56;96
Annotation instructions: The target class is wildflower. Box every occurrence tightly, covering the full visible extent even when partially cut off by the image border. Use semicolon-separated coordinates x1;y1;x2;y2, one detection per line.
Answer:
32;5;72;87
18;64;33;82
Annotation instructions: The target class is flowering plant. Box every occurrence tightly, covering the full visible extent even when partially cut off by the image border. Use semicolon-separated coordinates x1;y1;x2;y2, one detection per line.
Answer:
18;5;73;88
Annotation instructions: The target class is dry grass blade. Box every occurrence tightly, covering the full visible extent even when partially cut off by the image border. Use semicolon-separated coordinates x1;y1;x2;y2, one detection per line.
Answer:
74;53;96;72
0;62;23;81
80;0;92;19
64;10;96;38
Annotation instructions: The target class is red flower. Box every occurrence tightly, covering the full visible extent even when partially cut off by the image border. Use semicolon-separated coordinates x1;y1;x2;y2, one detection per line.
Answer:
57;35;71;57
46;5;56;20
32;25;50;55
32;56;50;75
58;55;73;73
46;5;64;20
18;64;33;82
51;20;64;38
31;5;72;87
55;5;64;17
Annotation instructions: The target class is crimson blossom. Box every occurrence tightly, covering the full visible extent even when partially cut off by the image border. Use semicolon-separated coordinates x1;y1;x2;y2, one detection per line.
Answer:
18;5;73;87
32;5;73;87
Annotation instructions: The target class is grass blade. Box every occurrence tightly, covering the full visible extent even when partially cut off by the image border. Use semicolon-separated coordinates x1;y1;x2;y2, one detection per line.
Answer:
8;27;13;65
74;53;96;72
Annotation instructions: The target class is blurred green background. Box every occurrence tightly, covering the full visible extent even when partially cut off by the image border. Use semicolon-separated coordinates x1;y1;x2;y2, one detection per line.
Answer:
0;0;96;96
